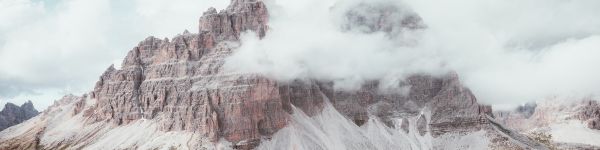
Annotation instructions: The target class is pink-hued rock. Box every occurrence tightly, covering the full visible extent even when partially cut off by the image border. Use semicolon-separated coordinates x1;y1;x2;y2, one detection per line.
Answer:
88;1;281;145
578;100;600;130
199;0;269;41
495;99;600;131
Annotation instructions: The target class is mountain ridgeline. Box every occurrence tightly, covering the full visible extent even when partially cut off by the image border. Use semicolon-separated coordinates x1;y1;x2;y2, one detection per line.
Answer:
0;101;39;131
0;0;570;149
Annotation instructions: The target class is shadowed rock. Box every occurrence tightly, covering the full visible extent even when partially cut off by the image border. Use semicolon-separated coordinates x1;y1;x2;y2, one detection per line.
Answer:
0;101;39;131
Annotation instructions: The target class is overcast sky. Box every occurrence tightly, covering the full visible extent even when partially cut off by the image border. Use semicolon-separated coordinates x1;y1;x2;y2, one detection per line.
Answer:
2;0;600;110
0;0;228;109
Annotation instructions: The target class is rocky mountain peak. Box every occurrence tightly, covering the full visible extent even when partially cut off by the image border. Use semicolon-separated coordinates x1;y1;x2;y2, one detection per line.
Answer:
199;0;268;40
0;0;557;149
2;103;19;112
0;101;39;131
18;101;35;111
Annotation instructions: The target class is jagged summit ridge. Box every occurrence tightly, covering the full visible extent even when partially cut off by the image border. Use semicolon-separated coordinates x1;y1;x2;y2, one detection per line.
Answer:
200;0;268;40
0;101;39;131
88;0;280;147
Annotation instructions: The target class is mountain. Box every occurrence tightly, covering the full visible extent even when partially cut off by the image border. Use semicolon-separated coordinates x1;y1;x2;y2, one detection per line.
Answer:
0;101;39;131
0;0;552;149
495;98;600;149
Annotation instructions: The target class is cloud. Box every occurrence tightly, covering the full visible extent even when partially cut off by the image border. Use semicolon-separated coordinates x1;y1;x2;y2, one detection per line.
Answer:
2;0;600;110
225;0;600;107
462;36;600;106
404;0;600;106
225;0;445;90
0;0;228;109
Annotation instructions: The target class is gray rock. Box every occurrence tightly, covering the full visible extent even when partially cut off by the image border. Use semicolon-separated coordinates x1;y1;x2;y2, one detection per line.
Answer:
0;101;39;131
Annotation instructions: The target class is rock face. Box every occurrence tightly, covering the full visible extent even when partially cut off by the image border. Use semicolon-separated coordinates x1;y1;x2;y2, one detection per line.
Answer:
0;101;39;131
495;99;600;131
87;0;283;146
494;99;600;149
341;1;425;36
84;0;490;147
578;100;600;130
0;0;547;149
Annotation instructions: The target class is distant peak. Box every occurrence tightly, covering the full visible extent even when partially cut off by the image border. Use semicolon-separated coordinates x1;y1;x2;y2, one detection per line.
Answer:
1;100;37;114
0;100;39;131
20;100;36;110
108;64;115;70
3;102;18;110
204;7;218;15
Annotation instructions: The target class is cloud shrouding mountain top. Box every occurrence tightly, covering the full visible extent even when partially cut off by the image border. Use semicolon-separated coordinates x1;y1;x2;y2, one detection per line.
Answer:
1;0;600;110
0;0;228;109
225;0;600;108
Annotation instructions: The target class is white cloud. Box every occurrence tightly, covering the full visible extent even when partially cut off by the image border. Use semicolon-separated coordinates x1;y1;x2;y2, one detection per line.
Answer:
225;0;445;91
131;0;229;37
463;36;600;106
225;0;600;108
404;0;600;106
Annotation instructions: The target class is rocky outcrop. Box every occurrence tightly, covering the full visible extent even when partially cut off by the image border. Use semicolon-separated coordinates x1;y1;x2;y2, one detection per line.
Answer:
87;1;281;147
577;100;600;130
493;99;600;149
200;0;269;41
0;101;39;131
496;99;600;131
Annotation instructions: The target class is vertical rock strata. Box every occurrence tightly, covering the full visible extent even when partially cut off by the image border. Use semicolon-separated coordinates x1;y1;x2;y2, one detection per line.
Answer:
89;0;283;145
